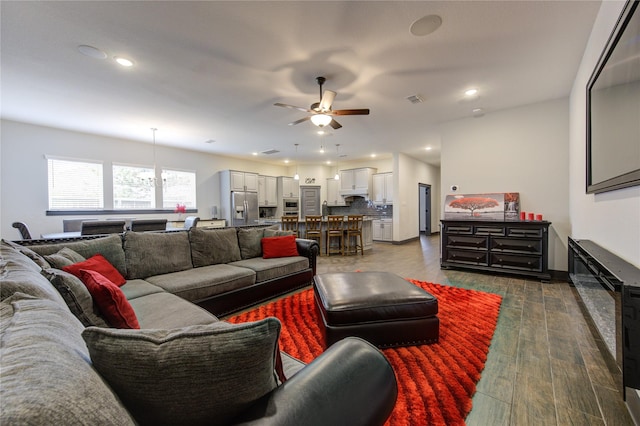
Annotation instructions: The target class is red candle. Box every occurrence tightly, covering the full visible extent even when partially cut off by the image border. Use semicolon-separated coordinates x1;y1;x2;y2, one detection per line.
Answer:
535;214;543;221
527;213;534;221
520;212;526;220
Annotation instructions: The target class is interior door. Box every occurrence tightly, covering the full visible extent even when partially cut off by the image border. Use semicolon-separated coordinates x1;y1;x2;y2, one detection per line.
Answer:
419;184;431;235
300;186;321;218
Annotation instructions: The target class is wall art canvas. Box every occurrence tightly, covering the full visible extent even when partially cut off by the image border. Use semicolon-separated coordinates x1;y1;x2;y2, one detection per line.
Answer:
444;192;520;221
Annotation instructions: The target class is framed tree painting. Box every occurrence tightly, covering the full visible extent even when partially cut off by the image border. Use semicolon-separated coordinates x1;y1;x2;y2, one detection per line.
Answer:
444;192;520;221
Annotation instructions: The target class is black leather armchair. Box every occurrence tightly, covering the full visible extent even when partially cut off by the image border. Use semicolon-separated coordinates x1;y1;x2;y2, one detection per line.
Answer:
233;337;398;426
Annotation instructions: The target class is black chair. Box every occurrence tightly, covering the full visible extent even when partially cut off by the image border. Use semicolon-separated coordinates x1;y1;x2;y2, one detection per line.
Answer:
183;216;200;230
12;222;32;239
80;220;126;236
130;219;168;232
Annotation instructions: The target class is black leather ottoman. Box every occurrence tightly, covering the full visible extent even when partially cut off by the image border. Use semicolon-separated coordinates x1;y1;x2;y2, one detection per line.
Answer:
313;272;439;348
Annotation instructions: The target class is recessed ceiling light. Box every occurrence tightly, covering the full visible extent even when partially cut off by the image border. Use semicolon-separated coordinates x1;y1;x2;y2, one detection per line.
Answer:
371;154;377;158
464;88;478;97
77;45;107;59
472;108;485;118
326;161;332;165
425;146;432;151
252;152;258;156
410;15;443;37
284;160;290;164
114;56;134;67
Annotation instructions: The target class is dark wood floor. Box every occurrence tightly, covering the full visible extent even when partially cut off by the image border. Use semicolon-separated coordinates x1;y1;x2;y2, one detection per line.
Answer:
315;234;635;425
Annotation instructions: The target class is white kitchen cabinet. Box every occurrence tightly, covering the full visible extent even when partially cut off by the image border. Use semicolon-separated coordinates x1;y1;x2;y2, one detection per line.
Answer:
325;178;346;206
339;167;377;195
258;175;278;207
278;176;300;198
372;219;393;241
372;172;393;205
229;170;258;192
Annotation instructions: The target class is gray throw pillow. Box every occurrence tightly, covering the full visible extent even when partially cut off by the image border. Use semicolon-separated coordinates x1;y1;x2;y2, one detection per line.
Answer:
0;293;136;425
44;247;86;269
237;227;265;259
82;318;281;426
189;228;242;266
41;268;109;327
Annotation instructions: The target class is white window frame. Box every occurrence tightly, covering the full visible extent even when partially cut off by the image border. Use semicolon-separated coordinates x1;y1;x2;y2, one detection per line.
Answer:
47;156;104;210
162;168;197;210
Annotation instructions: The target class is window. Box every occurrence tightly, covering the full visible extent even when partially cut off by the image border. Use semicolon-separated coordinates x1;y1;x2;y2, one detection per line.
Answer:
162;169;197;209
48;158;103;209
113;164;155;209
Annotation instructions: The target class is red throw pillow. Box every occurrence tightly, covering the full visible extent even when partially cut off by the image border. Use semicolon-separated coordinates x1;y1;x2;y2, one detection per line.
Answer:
63;254;126;286
262;235;299;259
78;269;140;329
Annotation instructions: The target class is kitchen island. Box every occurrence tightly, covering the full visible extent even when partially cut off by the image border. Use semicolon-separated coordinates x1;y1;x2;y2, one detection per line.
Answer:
294;216;373;254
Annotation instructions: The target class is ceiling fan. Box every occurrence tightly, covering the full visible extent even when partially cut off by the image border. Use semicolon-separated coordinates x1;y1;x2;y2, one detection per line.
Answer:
274;76;370;129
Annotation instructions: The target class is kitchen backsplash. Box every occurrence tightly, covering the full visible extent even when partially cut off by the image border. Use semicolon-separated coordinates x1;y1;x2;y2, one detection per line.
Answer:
326;198;392;218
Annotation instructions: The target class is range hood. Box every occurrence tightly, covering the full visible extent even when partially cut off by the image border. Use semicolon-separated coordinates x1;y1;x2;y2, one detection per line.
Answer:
343;194;368;203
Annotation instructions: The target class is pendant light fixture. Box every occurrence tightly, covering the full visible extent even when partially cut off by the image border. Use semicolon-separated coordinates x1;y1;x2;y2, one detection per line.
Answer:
293;143;300;181
334;144;340;180
141;127;166;187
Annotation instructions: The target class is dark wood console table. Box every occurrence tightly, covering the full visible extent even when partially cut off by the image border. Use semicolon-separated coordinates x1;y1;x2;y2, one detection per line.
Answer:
440;220;551;281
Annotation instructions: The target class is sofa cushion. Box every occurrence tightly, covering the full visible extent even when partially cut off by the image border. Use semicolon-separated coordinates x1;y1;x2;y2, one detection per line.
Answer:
262;235;299;259
144;264;256;302
0;293;136;425
119;279;165;301
124;231;193;279
78;270;140;329
264;228;296;237
189;227;242;266
63;254;127;286
82;318;281;426
27;234;127;277
229;256;309;283
43;247;86;269
1;239;50;269
41;268;109;327
237;227;265;259
128;292;220;328
1;242;67;305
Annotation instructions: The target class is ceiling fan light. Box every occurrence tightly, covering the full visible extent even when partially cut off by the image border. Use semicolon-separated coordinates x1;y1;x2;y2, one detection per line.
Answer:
310;114;332;127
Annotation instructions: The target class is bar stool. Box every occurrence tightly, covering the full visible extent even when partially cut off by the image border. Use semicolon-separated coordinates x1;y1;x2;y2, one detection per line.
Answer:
344;215;364;256
305;215;323;255
281;216;299;237
326;215;344;256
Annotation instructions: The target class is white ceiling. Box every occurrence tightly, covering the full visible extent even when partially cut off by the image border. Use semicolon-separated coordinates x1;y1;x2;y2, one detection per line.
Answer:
1;1;601;166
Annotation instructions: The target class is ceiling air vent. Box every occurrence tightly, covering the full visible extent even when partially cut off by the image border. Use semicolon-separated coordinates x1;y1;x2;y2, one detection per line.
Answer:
406;94;425;104
261;149;280;155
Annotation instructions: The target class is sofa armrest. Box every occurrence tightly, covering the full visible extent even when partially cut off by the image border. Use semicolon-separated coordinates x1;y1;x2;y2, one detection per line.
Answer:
232;337;398;426
295;238;319;276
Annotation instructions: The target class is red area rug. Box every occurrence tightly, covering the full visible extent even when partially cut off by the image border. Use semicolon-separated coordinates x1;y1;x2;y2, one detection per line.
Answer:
228;279;502;426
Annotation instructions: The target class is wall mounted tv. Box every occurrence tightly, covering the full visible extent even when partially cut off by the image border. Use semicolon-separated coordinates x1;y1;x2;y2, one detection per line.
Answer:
586;0;640;194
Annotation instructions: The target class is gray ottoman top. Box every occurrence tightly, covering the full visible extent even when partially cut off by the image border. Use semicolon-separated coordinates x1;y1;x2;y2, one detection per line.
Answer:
313;272;438;325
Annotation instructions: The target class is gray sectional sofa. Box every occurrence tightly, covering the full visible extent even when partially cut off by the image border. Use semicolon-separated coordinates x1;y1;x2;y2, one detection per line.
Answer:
0;227;398;425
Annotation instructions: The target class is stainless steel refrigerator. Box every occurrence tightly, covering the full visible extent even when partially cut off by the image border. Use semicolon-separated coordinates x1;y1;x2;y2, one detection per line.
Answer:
230;191;259;226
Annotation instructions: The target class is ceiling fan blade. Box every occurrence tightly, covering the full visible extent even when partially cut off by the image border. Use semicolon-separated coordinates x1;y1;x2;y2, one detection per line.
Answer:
274;103;313;113
318;90;336;112
288;116;311;126
331;108;370;116
329;119;342;129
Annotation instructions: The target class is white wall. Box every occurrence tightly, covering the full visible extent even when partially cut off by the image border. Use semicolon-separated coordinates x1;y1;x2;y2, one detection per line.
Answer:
0;120;288;238
394;153;441;242
440;98;570;271
569;0;640;267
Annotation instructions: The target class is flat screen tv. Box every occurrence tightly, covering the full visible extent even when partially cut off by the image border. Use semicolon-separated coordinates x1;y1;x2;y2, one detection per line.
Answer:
586;0;640;194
